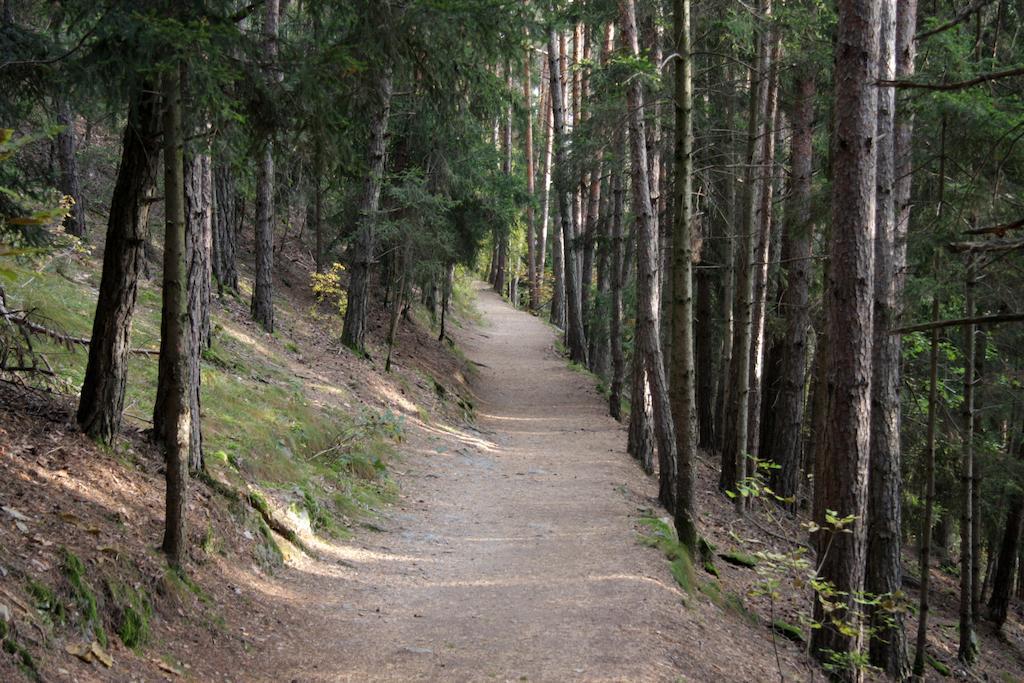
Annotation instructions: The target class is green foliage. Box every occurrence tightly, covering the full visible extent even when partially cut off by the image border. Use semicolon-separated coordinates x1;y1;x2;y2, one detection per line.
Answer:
106;580;152;650
638;517;696;593
61;548;106;646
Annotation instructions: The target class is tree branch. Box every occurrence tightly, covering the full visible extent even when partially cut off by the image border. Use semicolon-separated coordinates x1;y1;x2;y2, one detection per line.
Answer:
878;65;1024;91
892;312;1024;334
916;0;996;41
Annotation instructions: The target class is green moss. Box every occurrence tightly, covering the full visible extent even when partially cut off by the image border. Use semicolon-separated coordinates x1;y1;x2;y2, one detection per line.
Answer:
670;554;695;592
27;578;65;625
927;655;951;677
702;560;720;577
106;580;152;650
3;635;40;681
719;550;759;568
638;517;696;594
771;619;805;643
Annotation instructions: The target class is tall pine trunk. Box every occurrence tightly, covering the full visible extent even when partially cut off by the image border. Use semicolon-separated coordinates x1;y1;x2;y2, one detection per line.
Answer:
746;27;779;463
609;144;626;421
524;49;538;310
250;0;280;332
212;164;240;294
810;0;880;667
721;8;771;507
958;255;979;664
341;68;393;352
56;98;86;237
670;0;697;551
77;85;162;443
158;67;190;569
621;0;676;513
912;297;941;678
768;73;815;504
987;421;1024;628
866;0;909;673
548;27;587;364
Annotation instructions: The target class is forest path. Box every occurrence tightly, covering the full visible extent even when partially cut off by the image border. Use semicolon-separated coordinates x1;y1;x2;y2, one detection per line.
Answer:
260;283;717;682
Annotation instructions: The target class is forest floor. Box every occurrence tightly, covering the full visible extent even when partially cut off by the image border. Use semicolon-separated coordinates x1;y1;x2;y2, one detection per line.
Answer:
2;258;1023;680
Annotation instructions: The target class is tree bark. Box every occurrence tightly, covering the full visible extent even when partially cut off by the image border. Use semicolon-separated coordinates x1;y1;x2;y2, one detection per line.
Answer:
56;98;86;237
621;0;676;513
183;150;211;472
524;48;538;310
746;27;780;463
77;85;162;443
768;73;816;505
866;0;909;673
250;0;280;332
912;297;941;678
670;0;697;551
810;0;880;667
548;27;587;365
958;254;979;664
987;422;1024;628
609;144;626;421
341;68;393;352
158;67;190;569
721;10;771;508
212;164;240;294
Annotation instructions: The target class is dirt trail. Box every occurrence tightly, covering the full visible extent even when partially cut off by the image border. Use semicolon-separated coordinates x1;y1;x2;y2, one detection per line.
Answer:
256;284;760;682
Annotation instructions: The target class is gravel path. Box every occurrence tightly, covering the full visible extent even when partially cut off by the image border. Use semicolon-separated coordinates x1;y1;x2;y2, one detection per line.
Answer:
260;284;725;682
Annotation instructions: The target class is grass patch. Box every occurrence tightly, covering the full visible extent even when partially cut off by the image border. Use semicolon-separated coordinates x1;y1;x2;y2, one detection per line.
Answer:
61;548;106;646
1;621;40;682
27;578;65;626
106;579;152;650
771;619;805;643
638;517;696;593
719;550;759;568
927;654;951;677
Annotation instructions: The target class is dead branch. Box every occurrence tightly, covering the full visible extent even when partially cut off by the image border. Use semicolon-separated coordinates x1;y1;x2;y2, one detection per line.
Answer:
880;65;1024;91
892;312;1024;334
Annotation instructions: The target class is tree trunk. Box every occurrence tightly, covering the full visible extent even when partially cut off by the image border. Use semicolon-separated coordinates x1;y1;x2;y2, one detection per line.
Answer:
439;261;454;342
810;0;880;667
746;28;780;463
591;180;612;379
768;73;816;504
987;423;1024;627
621;0;676;513
212;164;240;294
912;297;941;678
958;254;979;664
670;0;697;551
524;48;538;310
77;85;162;443
494;66;513;296
250;0;280;332
548;27;587;365
539;53;554;312
314;147;324;274
158;67;190;569
56;98;86;237
695;267;715;450
721;12;771;507
183;150;211;473
609;148;626;421
866;0;909;673
341;68;393;353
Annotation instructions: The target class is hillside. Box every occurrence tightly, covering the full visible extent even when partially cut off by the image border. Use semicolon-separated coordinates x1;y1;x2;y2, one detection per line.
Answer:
1;233;1022;681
